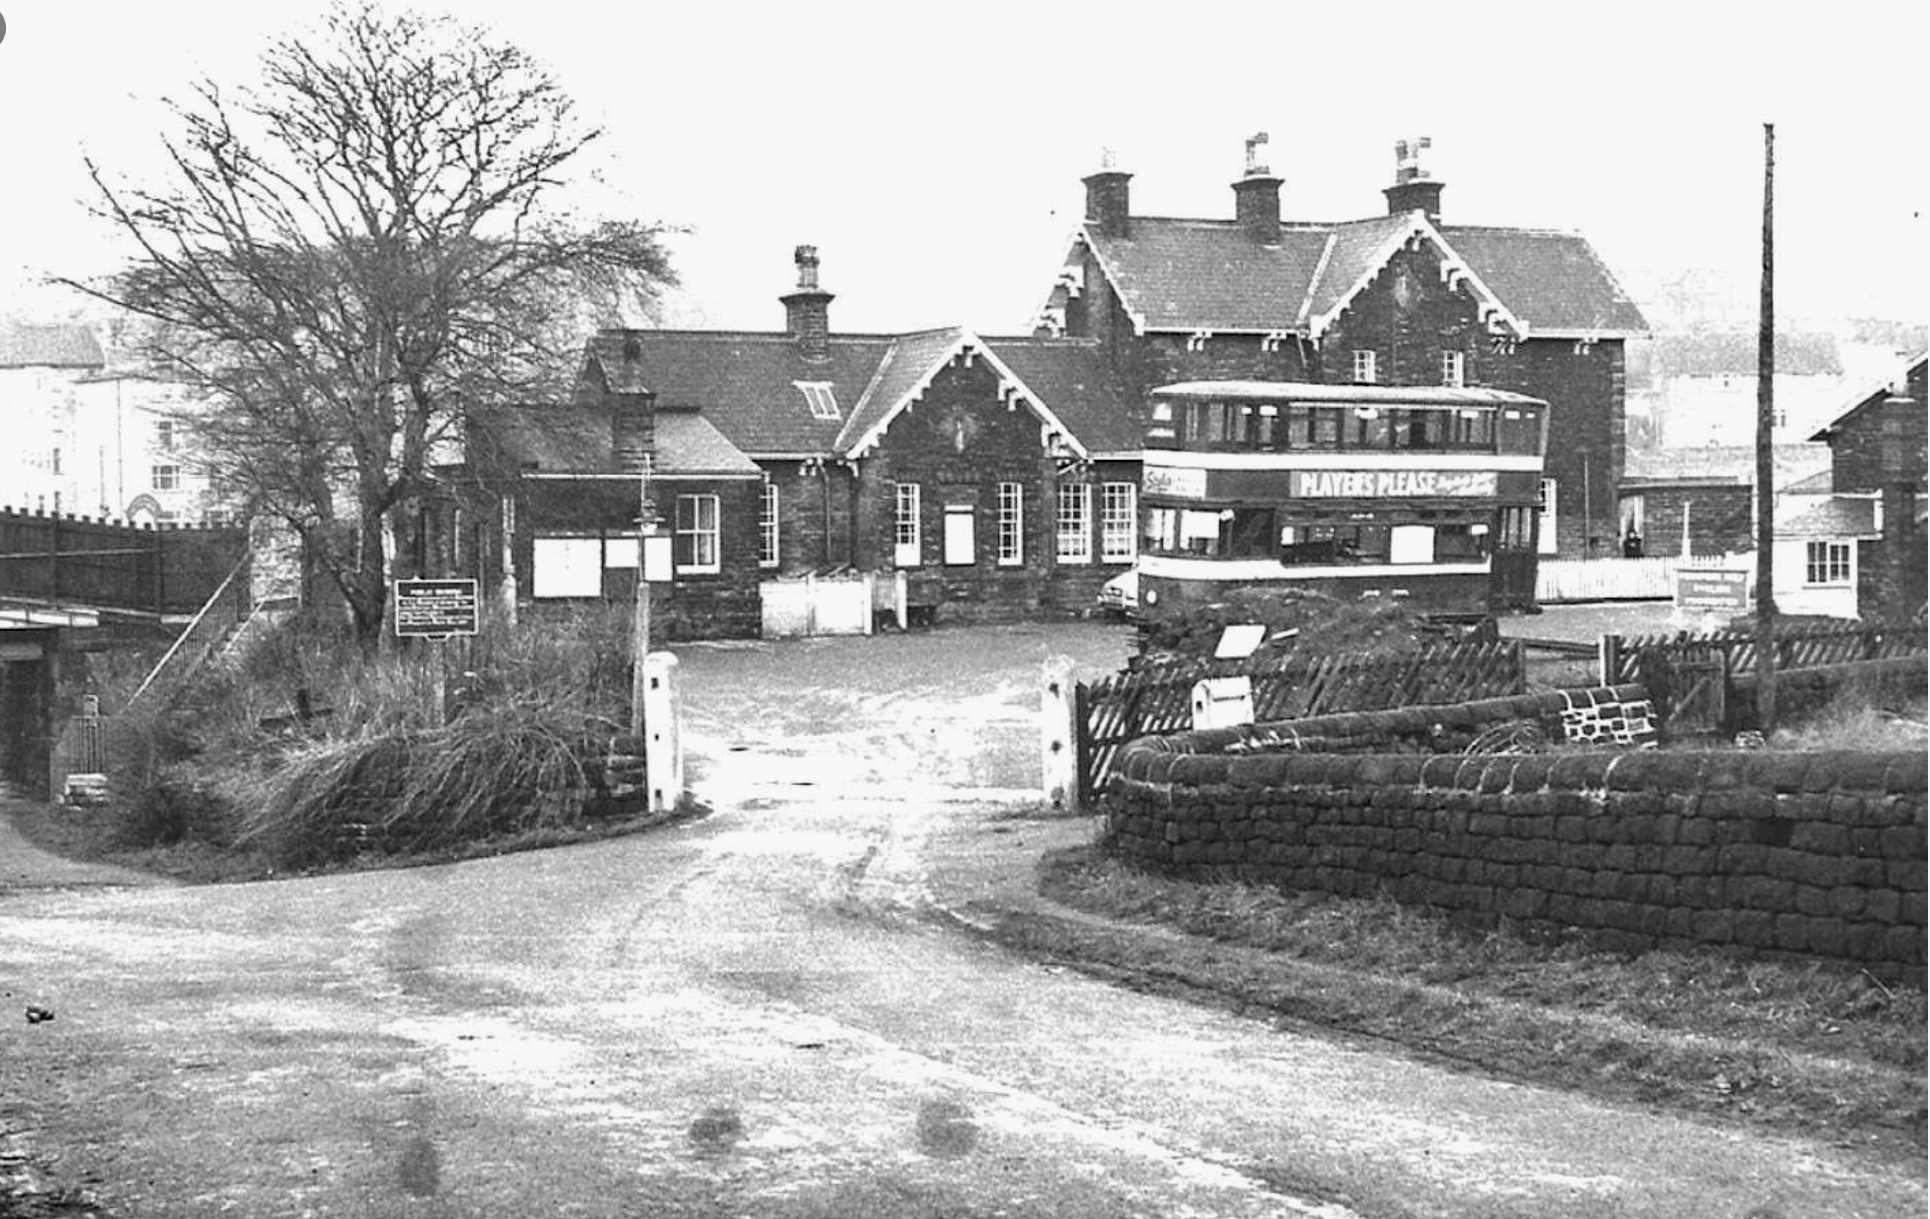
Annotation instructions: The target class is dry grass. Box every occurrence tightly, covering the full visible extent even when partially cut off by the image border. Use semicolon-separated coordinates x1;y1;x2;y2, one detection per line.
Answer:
1035;846;1926;1159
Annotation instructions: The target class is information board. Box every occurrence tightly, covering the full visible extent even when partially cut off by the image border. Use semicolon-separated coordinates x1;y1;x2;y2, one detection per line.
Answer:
393;578;480;637
1674;568;1750;613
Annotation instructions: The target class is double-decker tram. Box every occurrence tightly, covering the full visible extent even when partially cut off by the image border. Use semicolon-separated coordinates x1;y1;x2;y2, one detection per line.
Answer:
1136;381;1548;618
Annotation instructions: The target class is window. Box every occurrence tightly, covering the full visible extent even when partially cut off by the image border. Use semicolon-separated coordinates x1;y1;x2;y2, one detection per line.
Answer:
674;494;719;573
1055;483;1091;563
152;464;180;491
943;504;976;565
1352;350;1378;384
1348;407;1391;449
894;483;921;567
1101;483;1137;563
155;420;176;452
1535;478;1558;555
1805;541;1851;585
50;448;62;476
794;381;840;421
759;481;779;568
1441;351;1465;388
998;482;1024;566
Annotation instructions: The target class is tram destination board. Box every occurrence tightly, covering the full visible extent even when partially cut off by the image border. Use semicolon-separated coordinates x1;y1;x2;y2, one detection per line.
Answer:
393;578;480;638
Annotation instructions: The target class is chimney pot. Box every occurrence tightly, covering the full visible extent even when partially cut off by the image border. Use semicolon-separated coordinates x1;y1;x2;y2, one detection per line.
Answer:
781;245;835;361
1383;135;1444;222
1082;151;1133;239
1232;133;1282;244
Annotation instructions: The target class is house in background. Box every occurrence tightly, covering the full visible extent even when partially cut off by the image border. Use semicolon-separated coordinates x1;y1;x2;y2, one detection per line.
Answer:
0;323;102;514
1805;352;1927;618
1035;135;1648;558
1629;330;1847;449
478;249;1139;638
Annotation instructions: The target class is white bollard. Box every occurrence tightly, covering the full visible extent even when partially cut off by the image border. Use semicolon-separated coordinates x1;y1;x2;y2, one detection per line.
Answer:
1041;655;1080;813
643;651;684;814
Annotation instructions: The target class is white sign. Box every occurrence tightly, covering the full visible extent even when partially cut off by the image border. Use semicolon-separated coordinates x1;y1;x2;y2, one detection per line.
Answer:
1191;676;1255;730
1143;465;1210;499
1290;469;1497;498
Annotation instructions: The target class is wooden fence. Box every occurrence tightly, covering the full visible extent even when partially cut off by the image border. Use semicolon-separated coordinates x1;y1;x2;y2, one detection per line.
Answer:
1075;640;1524;803
1600;621;1925;686
1535;552;1753;603
0;507;246;615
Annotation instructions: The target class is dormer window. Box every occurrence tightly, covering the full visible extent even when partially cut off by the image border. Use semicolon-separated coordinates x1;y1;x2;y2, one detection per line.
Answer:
795;381;839;421
1352;350;1378;384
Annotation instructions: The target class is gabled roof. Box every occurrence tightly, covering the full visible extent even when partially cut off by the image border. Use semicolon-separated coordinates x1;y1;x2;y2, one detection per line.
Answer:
1781;468;1834;496
582;327;1136;465
0;324;104;369
482;402;759;479
1063;211;1646;341
1809;353;1928;442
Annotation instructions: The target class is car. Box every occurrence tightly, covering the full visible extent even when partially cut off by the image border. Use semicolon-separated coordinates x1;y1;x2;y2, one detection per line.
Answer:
1096;569;1139;618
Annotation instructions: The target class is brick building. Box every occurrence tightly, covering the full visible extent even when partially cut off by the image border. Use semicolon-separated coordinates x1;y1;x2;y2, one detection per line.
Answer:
1807;353;1928;618
1036;136;1648;558
484;249;1138;637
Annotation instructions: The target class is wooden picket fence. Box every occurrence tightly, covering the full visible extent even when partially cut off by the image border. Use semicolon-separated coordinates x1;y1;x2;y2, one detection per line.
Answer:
1601;621;1925;686
1074;640;1524;802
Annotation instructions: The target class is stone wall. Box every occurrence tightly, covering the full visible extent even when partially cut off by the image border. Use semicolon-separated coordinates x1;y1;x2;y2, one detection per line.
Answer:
1104;705;1927;980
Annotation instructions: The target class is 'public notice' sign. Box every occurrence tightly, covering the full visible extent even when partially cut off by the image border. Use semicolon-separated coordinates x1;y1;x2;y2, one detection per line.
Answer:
1674;568;1749;613
394;578;480;637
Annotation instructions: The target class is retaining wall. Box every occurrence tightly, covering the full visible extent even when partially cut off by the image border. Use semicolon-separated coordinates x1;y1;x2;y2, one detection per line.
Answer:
1104;721;1928;980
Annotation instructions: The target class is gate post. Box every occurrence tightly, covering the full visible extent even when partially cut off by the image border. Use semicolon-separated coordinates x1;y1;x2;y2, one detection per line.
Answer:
1041;656;1079;812
1598;633;1623;687
643;651;684;814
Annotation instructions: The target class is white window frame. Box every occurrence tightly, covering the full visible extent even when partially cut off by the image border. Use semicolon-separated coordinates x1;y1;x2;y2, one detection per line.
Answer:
943;504;976;566
1441;350;1465;388
1055;482;1093;564
151;463;180;491
997;482;1024;566
154;420;176;452
794;381;840;421
1101;482;1137;563
1536;477;1559;556
1805;540;1852;586
674;493;720;574
1352;349;1378;385
894;483;922;568
759;481;780;569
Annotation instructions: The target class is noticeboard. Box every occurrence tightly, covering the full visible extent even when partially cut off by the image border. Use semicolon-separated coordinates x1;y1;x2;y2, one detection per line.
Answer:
393;578;480;638
1674;569;1750;613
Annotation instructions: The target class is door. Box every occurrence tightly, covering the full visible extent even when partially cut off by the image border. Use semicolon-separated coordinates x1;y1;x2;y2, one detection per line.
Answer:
1489;505;1538;610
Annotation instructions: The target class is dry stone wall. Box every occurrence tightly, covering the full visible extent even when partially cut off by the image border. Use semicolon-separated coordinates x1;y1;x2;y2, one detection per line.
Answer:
1104;704;1927;980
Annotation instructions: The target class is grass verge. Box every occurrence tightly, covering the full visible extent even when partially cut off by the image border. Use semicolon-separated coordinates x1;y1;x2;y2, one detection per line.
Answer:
1027;844;1926;1165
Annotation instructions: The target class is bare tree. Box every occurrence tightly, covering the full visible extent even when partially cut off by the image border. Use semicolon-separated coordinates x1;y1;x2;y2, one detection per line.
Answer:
64;3;675;643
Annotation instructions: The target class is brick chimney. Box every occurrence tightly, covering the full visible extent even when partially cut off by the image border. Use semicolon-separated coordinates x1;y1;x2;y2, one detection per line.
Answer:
781;245;835;361
1082;148;1132;239
1231;132;1283;245
1383;136;1444;222
611;335;655;472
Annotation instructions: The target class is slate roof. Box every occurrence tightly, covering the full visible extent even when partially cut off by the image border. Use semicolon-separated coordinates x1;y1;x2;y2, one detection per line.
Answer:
1622;443;1831;487
582;327;1135;466
1074;214;1646;339
484;401;759;479
1778;496;1880;540
0;324;104;369
1810;353;1928;442
583;330;894;458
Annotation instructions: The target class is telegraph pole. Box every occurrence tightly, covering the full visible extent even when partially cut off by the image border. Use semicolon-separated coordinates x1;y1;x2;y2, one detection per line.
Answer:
1754;123;1779;733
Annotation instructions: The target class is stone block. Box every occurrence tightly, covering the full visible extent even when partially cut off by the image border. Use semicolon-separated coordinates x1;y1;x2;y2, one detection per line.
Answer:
1880;824;1927;859
1733;909;1776;948
1692;909;1735;943
1807;918;1850;958
1864;888;1901;925
1773;913;1811;952
1879;926;1925;966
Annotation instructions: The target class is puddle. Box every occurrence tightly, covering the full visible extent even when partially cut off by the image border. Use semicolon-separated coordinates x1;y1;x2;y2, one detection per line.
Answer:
914;1097;978;1159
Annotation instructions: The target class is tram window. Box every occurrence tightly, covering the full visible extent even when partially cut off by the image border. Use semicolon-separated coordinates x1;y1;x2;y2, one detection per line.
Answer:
1448;409;1494;449
1312;408;1341;447
1147;507;1180;552
1435;524;1491;560
1350;408;1391;449
1252;404;1278;448
1389;525;1434;564
1284;405;1313;448
1226;508;1276;557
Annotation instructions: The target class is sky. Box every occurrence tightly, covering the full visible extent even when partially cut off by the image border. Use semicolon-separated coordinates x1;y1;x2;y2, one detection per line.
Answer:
0;0;1924;340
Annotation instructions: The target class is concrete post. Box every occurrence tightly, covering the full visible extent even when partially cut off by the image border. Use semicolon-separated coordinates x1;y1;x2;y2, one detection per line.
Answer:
1041;655;1080;812
643;651;684;814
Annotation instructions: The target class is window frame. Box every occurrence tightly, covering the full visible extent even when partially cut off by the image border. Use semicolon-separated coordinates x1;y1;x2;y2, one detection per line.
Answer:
151;463;180;491
1352;349;1378;385
997;482;1024;566
1055;482;1092;564
1100;482;1137;563
894;483;922;568
758;480;780;569
1441;350;1465;388
673;493;721;575
1804;540;1852;586
1535;477;1559;556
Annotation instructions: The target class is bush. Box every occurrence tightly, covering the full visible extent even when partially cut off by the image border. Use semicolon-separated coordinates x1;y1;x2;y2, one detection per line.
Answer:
1137;587;1474;664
